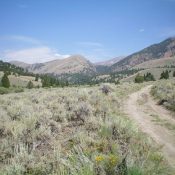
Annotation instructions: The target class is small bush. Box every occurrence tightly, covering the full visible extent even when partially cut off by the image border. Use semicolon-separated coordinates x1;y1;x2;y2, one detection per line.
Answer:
144;72;155;81
160;70;169;79
14;88;24;93
128;166;143;175
100;84;113;94
173;71;175;77
26;81;34;89
135;74;144;83
1;73;10;88
151;81;175;111
0;87;10;94
0;87;24;94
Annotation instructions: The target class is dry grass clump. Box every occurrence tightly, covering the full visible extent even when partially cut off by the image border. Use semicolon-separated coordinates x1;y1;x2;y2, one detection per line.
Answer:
100;83;114;95
0;83;173;174
151;79;175;111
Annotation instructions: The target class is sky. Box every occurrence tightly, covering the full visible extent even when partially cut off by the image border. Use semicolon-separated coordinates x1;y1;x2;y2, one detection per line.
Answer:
0;0;175;63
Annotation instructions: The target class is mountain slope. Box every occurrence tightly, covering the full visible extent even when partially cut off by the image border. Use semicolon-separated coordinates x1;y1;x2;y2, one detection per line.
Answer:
10;61;30;69
112;37;175;71
94;56;125;66
11;55;96;75
133;56;175;69
0;60;42;87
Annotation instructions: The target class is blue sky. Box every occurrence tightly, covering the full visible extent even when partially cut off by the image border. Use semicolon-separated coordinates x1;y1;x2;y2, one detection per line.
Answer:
0;0;175;63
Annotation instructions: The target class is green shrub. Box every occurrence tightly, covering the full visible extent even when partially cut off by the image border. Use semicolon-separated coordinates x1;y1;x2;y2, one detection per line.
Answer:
0;87;10;94
26;81;34;89
151;81;175;111
128;167;143;175
173;71;175;77
135;74;144;83
14;87;24;93
160;70;169;79
1;73;10;88
0;87;24;94
144;72;155;81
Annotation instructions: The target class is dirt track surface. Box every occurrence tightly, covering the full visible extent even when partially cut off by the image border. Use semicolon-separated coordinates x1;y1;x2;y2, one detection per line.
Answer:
125;85;175;167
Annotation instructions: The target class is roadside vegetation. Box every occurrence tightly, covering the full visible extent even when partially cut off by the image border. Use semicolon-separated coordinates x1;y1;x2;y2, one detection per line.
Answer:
135;72;155;83
0;82;173;175
151;80;175;112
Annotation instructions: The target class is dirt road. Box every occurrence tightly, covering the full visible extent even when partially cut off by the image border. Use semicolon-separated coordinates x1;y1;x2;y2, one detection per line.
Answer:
125;85;175;167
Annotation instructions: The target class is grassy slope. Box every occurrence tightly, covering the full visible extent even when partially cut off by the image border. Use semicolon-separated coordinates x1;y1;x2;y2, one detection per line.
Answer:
151;79;175;112
133;56;175;69
0;71;42;87
121;56;175;82
121;68;175;82
0;82;173;175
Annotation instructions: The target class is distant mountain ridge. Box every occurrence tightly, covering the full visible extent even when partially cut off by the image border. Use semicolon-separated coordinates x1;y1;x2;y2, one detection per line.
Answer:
94;56;125;66
10;37;175;76
112;37;175;71
11;55;96;75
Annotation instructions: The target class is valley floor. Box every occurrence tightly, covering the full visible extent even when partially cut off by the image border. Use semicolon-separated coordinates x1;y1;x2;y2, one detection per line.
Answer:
125;85;175;168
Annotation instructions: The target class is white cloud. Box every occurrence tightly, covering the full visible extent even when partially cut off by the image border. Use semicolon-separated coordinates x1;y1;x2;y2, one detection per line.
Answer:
54;53;70;58
2;47;70;64
0;35;70;63
139;29;145;32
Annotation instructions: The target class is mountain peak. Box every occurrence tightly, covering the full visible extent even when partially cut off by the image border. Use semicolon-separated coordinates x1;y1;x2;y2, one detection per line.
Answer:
66;54;88;61
11;54;96;75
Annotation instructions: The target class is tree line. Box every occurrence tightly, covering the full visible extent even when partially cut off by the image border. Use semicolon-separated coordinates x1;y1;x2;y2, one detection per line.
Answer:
135;70;175;83
0;60;70;88
1;60;175;88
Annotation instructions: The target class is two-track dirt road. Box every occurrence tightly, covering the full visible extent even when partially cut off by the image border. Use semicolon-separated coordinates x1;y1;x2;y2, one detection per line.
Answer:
125;85;175;167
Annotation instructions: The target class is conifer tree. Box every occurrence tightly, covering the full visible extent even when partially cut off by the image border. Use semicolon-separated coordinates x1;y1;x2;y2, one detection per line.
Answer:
35;74;39;81
27;81;34;89
173;71;175;77
1;73;10;88
160;70;169;79
144;72;155;81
